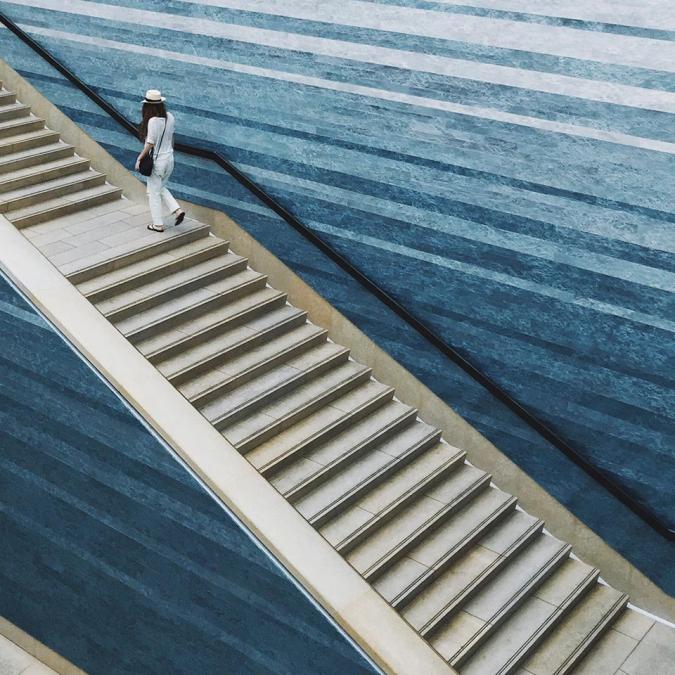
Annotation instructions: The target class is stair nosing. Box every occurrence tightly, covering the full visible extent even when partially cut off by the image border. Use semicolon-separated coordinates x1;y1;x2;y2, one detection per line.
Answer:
231;365;373;450
448;542;573;667
0;171;106;210
492;568;601;675
123;273;268;341
84;238;228;303
166;309;310;385
246;384;396;461
9;185;123;227
360;472;493;583
67;223;212;283
104;255;248;323
552;592;629;675
327;438;462;550
310;427;446;530
207;345;350;428
390;494;518;610
283;406;418;501
419;518;546;638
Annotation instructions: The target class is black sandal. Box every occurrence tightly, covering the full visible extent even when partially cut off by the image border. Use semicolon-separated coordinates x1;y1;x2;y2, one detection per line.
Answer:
174;210;186;226
147;224;164;232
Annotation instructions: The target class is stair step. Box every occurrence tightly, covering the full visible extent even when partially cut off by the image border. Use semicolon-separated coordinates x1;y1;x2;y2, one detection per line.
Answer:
0;90;17;106
521;584;628;675
7;183;123;229
0;115;44;139
318;439;465;550
460;558;600;674
68;222;211;284
401;510;543;634
117;267;268;337
347;463;492;581
0;141;74;175
180;321;328;401
161;304;308;385
199;341;350;427
0;102;30;122
377;488;516;608
273;398;416;495
99;252;248;322
0;170;106;212
295;419;442;525
0;156;90;192
428;534;571;663
245;379;395;464
223;360;372;450
0;127;60;156
81;237;229;302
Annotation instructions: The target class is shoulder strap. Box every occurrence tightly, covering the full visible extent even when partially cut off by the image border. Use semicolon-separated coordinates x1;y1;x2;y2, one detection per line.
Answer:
153;117;168;158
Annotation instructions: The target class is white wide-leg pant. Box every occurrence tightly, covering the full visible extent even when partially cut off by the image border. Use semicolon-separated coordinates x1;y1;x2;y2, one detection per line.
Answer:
147;153;179;225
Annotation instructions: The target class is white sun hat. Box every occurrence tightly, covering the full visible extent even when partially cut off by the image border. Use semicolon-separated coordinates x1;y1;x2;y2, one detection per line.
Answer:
142;89;166;103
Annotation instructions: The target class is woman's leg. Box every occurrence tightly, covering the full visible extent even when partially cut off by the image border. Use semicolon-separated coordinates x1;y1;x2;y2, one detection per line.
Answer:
158;156;184;223
146;170;164;229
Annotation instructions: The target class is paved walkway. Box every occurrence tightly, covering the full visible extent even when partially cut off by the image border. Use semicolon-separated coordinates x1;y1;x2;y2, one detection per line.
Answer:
0;634;56;675
20;196;203;276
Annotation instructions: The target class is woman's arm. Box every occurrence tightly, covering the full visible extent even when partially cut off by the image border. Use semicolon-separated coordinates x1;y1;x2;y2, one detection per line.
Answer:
134;142;154;171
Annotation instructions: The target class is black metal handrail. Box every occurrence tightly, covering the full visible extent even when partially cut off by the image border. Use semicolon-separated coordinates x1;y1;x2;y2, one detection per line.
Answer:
2;11;671;540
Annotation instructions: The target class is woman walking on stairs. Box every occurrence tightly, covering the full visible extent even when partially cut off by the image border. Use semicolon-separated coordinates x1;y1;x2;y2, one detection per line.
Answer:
135;89;185;232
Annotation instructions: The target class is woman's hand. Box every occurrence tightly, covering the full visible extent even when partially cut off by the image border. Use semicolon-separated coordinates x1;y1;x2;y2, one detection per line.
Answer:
135;157;141;171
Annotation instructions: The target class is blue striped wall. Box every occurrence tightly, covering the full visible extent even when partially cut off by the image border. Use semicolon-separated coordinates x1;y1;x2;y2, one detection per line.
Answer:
0;0;673;595
0;272;377;675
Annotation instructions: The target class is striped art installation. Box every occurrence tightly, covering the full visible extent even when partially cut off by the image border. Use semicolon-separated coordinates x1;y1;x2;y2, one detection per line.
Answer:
0;0;673;593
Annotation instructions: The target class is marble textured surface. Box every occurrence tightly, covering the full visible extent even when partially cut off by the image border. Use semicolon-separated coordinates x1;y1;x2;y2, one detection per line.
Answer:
0;272;377;674
0;0;673;595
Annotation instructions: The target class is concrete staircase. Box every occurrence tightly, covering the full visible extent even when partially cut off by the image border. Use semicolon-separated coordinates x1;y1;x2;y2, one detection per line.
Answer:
1;83;671;674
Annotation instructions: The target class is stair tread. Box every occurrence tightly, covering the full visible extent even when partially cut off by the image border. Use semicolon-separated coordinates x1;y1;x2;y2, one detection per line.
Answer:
318;440;464;546
270;397;414;493
159;304;306;378
0;127;58;152
460;558;599;675
0;169;104;203
177;319;323;398
124;269;279;338
77;235;223;296
65;221;210;280
402;510;542;630
95;251;245;315
293;417;439;520
374;486;514;603
429;533;568;660
0;102;30;119
346;463;489;575
0;140;71;167
199;341;347;420
521;584;627;675
246;379;394;468
5;183;121;220
0;155;88;186
223;360;370;447
0;114;43;133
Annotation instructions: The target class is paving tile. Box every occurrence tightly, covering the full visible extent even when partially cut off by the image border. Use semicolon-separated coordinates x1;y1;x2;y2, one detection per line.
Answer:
21;662;58;674
50;239;109;267
38;239;73;256
573;628;637;674
612;609;655;641
63;208;128;234
0;635;32;675
620;623;675;675
23;226;70;246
